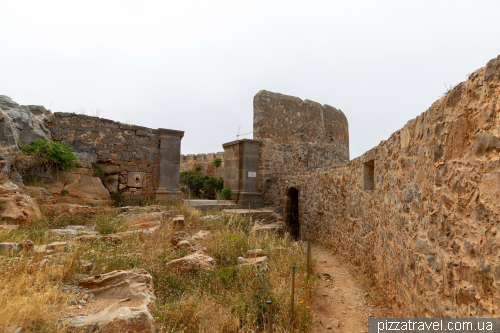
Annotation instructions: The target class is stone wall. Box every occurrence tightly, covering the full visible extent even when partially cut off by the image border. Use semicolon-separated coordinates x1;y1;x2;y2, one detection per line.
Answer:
180;152;224;177
48;113;183;199
253;90;350;204
269;55;500;317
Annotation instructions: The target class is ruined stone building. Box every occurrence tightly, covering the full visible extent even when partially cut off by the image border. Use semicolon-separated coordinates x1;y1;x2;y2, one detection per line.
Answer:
2;53;499;319
186;54;500;318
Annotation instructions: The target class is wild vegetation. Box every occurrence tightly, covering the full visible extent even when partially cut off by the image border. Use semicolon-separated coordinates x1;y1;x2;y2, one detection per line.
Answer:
180;170;224;199
0;199;315;332
19;139;77;171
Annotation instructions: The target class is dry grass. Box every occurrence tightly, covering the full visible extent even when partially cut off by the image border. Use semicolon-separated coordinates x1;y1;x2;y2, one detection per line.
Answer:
0;254;72;332
0;201;315;332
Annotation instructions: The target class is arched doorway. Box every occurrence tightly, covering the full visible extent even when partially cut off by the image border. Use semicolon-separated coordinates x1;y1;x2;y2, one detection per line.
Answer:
286;187;300;239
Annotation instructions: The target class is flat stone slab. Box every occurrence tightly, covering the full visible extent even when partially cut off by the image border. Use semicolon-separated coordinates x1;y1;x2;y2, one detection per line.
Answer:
183;199;240;211
51;229;99;236
223;208;281;223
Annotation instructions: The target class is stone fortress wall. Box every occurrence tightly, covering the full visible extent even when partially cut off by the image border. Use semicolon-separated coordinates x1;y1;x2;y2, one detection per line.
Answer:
268;55;500;317
253;90;350;204
180;152;224;177
48;113;184;200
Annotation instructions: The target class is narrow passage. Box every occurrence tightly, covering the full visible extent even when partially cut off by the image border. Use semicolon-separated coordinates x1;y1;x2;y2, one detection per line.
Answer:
311;244;390;333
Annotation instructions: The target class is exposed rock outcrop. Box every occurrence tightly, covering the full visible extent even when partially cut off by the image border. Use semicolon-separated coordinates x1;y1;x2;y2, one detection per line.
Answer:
65;269;158;333
49;170;114;206
0;185;42;224
0;95;51;151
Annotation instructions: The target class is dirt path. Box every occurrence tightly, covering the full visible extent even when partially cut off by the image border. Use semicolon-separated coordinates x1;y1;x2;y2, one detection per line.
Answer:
311;244;390;333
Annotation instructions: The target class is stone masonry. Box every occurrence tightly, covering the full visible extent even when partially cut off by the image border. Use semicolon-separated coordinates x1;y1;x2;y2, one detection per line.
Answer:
48;113;183;200
267;55;500;318
180;152;224;177
253;90;349;204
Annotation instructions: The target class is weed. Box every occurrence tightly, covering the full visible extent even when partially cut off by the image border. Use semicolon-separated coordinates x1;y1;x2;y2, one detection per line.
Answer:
61;189;69;195
212;157;222;168
94;215;125;235
19;139;77;171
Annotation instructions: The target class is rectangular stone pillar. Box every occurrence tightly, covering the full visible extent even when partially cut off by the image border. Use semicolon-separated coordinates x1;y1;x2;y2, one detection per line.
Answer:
155;128;184;201
222;139;263;208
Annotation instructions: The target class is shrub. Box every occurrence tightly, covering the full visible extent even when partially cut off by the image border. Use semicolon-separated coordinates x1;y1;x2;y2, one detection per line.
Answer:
179;171;224;199
220;188;231;200
204;176;224;199
180;171;208;196
61;189;69;195
20;139;77;171
212;157;222;168
194;165;201;172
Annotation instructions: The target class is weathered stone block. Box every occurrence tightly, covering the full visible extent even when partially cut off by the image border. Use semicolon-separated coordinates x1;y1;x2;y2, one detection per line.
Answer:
127;172;146;188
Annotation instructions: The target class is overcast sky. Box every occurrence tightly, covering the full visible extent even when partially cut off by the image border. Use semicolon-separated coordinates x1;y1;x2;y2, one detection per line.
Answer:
1;0;499;158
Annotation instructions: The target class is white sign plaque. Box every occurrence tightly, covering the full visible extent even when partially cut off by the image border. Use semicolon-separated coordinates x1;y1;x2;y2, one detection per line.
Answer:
248;171;257;178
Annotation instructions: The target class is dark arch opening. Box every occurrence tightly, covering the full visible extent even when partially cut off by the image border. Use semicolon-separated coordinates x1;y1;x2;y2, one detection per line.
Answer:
286;187;300;240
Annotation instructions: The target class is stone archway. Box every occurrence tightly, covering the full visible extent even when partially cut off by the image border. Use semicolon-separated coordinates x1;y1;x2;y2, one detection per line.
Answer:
285;187;300;239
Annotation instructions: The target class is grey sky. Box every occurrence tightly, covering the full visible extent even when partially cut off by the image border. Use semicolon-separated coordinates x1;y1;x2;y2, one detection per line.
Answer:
1;0;499;158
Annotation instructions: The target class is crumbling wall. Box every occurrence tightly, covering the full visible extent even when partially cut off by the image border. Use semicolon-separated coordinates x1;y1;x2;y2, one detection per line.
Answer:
270;55;500;318
48;113;160;198
253;90;349;204
180;152;224;177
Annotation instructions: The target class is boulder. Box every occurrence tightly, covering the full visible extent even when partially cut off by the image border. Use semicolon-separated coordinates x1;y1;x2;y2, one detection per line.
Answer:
0;96;51;150
49;171;114;206
65;269;158;333
0;185;42;224
166;252;216;273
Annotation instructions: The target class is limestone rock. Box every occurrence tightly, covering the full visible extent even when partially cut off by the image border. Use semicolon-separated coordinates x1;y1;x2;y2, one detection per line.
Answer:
166;252;216;272
0;95;51;150
65;269;158;333
191;230;212;241
244;249;267;258
172;215;185;228
170;231;190;246
485;54;500;81
43;203;107;217
23;186;59;205
0;240;33;253
76;235;122;244
49;171;114;206
116;211;165;235
46;242;69;253
0;185;42;224
176;240;193;250
103;174;119;193
252;221;285;233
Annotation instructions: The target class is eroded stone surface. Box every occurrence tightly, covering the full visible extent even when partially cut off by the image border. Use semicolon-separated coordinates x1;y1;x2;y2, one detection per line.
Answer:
65;269;158;332
0;185;42;224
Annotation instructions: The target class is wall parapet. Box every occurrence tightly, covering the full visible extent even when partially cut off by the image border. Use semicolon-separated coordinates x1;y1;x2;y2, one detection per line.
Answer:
180;151;224;177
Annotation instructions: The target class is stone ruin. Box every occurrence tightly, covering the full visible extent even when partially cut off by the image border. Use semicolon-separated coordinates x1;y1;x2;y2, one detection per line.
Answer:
1;53;500;318
179;54;500;318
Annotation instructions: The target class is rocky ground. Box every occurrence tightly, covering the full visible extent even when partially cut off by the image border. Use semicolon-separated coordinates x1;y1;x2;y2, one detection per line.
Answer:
0;181;313;332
